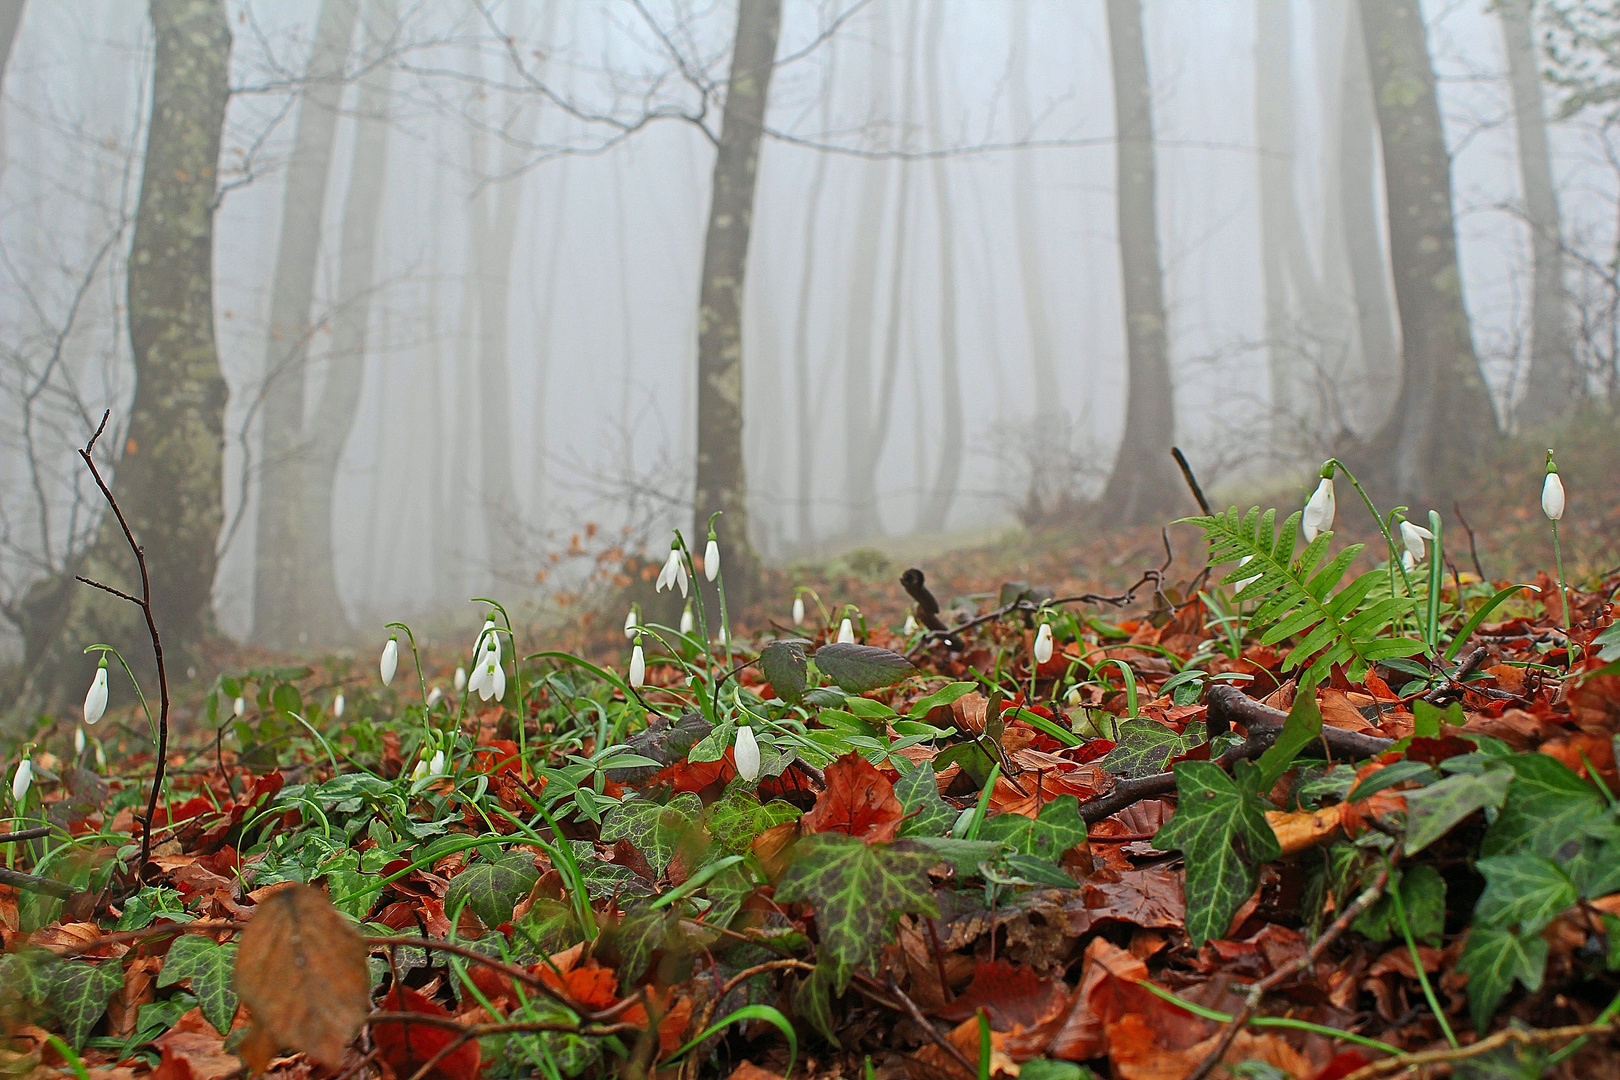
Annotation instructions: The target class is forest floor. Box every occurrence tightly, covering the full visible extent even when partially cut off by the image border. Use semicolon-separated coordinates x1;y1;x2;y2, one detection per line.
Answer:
6;418;1620;1080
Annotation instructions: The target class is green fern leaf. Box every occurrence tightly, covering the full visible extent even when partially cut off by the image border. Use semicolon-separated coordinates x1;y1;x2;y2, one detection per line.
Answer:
1181;507;1426;682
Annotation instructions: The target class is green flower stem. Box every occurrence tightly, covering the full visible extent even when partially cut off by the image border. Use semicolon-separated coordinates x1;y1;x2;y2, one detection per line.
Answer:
1392;880;1458;1049
1325;459;1418;600
1551;522;1576;666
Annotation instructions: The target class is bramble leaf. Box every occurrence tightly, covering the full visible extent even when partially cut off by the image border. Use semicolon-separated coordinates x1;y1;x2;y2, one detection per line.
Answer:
1153;761;1281;947
157;935;239;1034
775;834;938;991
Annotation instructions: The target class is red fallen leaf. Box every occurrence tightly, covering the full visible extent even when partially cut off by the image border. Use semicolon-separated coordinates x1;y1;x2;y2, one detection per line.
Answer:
539;959;620;1011
937;959;1068;1029
373;985;483;1080
471;740;526;778
802;753;903;842
651;750;736;794
152;1009;242;1080
1405;736;1474;765
1313;1049;1373;1080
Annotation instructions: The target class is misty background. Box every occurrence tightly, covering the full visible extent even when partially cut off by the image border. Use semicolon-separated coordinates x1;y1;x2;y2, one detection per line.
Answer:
1;0;1615;670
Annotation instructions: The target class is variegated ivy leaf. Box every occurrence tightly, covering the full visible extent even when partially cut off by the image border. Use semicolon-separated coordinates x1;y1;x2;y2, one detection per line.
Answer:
157;935;239;1034
444;849;541;929
1152;761;1281;947
600;792;705;875
45;959;123;1049
707;787;801;854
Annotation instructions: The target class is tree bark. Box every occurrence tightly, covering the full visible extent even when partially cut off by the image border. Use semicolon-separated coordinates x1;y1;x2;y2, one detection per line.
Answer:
1360;0;1498;498
1500;0;1574;426
692;0;782;612
1097;0;1182;523
916;0;963;535
251;0;360;648
300;0;395;641
17;0;232;694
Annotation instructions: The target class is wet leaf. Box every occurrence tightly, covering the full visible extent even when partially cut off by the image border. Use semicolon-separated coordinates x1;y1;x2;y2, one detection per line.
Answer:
758;640;810;704
1099;720;1189;780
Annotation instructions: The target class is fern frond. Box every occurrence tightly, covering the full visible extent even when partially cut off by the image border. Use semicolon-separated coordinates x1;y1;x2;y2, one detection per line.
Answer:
1180;507;1427;683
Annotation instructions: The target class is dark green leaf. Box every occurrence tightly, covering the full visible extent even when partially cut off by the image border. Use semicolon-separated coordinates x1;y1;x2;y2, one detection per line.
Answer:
1153;761;1281;947
910;837;1003;878
1346;760;1435;802
775;834;938;992
44;960;123;1049
444;850;541;929
1099;719;1188;779
933;741;996;788
600;793;705;875
1353;865;1446;946
272;682;302;717
907;681;978;718
1473;855;1576;935
1481;754;1608;863
813;643;915;694
893;763;956;838
707;788;801;854
1457;925;1547;1032
1403;767;1513;855
978;796;1088;860
156;935;239;1034
757;640;810;704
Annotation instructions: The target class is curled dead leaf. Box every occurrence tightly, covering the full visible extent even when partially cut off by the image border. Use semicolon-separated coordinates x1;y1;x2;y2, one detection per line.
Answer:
233;883;370;1072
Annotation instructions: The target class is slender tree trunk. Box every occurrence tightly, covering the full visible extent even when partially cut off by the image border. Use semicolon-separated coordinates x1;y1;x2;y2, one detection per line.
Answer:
251;0;359;647
1360;0;1497;498
301;2;394;642
1097;0;1181;522
19;0;231;693
916;0;963;534
692;0;782;612
1500;0;1574;426
1335;8;1400;434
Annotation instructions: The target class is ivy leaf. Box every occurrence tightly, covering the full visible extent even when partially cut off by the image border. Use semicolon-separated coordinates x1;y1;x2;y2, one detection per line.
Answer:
813;643;915;694
1473;855;1576;936
1403;767;1514;855
758;640;810;704
44;959;123;1049
978;796;1088;860
707;788;801;854
1481;754;1608;863
444;850;541;929
1100;720;1191;779
156;935;239;1034
600;793;705;875
1353;865;1446;946
775;834;939;992
894;763;957;838
1457;925;1547;1032
1153;761;1281;947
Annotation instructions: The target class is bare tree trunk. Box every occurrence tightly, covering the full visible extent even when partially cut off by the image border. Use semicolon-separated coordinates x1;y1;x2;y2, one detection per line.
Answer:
1335;7;1400;434
1500;0;1574;426
300;2;394;642
1360;0;1497;498
1097;0;1181;523
251;0;359;648
840;152;886;540
916;0;963;534
530;161;567;528
692;0;782;612
19;0;231;692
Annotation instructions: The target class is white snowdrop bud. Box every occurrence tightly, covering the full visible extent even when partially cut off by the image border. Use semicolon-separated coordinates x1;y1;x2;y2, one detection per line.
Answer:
74;728;85;755
380;636;399;686
704;538;721;582
411;758;430;782
1543;466;1565;522
1400;519;1434;566
1034;623;1054;665
426;687;442;708
234;696;245;718
792;596;805;626
429;749;446;776
624;609;638;638
734;726;761;782
1302;474;1336;541
11;758;32;803
629;644;646;688
680;606;695;635
656;544;689;597
83;660;109;726
454;666;467;691
836;618;855;644
333;693;345;718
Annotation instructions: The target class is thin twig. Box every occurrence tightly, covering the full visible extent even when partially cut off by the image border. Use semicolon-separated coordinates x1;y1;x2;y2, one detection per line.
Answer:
76;410;171;879
1339;1017;1620;1080
1172;447;1213;516
0;826;58;843
0;865;76;897
1452;501;1487;582
888;976;979;1077
1186;866;1392;1080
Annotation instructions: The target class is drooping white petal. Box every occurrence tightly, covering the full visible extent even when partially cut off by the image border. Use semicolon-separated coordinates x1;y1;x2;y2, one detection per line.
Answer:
1402;550;1417;573
411;758;430;781
624;609;638;638
11;759;31;803
333;693;345;718
903;613;918;635
734;726;761;782
680;606;695;634
657;548;687;594
836;618;855;644
476;662;498;701
380;637;399;686
1543;472;1565;521
426;687;442;708
74;728;85;755
629;644;645;688
1302;478;1336;541
792;596;805;626
490;661;506;702
233;696;245;718
704;538;721;582
83;665;108;726
454;666;467;691
1400;520;1434;564
467;662;488;697
1033;623;1054;664
429;750;446;776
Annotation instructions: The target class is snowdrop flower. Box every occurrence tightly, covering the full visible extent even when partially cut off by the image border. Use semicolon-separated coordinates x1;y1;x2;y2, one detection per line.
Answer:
11;757;32;803
1302;468;1336;541
903;613;918;635
410;757;430;782
1033;623;1054;665
380;636;399;686
1065;685;1082;707
1543;453;1565;521
74;728;85;756
1234;554;1260;592
629;643;646;688
473;658;505;702
426;687;442;708
1399;519;1434;570
836;618;855;644
734;726;761;782
624;609;638;638
792;596;805;626
717;625;729;646
473;618;502;666
680;605;695;635
656;543;689;598
333;693;345;718
454;666;467;691
704;536;721;582
233;696;245;718
83;659;108;726
429;749;446;776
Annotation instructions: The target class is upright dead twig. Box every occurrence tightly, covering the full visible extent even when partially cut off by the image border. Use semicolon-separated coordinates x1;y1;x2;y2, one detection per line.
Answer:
74;411;170;878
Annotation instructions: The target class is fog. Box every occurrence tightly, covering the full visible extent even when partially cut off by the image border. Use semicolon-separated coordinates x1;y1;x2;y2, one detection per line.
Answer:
2;0;1615;663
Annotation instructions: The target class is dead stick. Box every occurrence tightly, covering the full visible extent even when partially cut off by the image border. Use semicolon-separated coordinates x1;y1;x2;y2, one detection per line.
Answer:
1340;1017;1620;1080
888;976;980;1078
